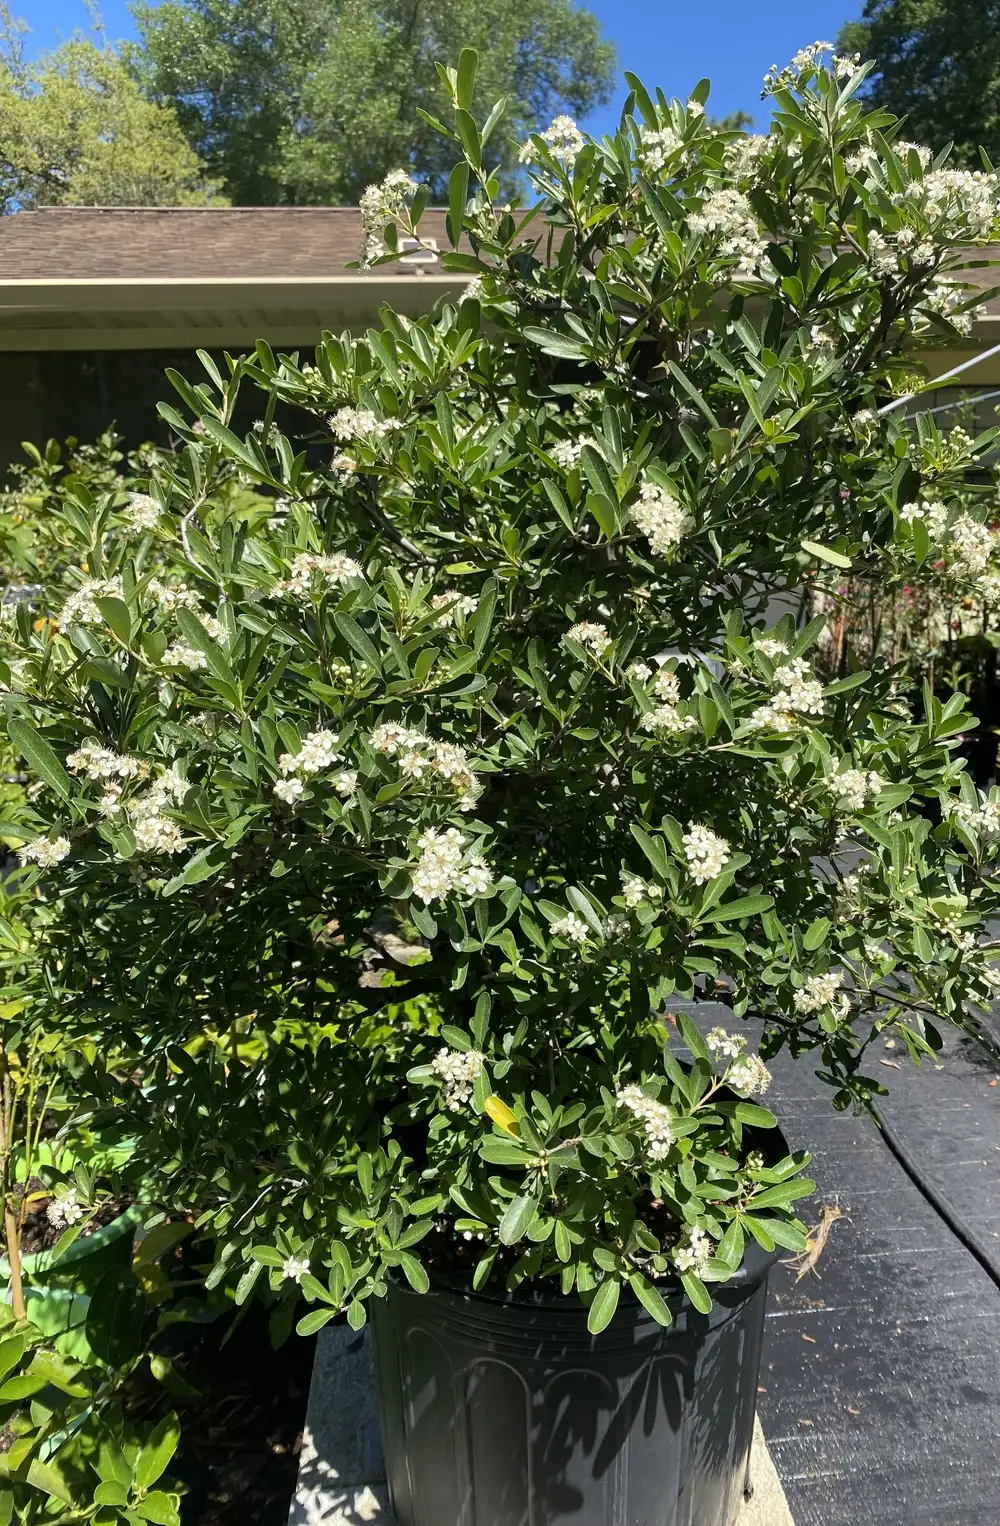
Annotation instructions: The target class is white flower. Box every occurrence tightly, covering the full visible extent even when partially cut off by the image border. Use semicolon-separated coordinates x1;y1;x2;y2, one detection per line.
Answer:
793;969;845;1014
707;1026;747;1061
826;769;885;812
411;826;467;902
129;772;188;856
754;638;789;659
726;1054;771;1096
903;166;1000;241
621;874;650;908
359;168;419;267
275;552;363;598
564;621;611;657
673;1225;713;1275
146;580;200;613
21;836;71;867
639;126;682;174
725;134;771;182
281;1255;311;1284
46;1189;85;1228
688;188;766;266
616;1083;673;1160
641;703;696;735
331;450;358;479
333;769;359;799
630;479;692;557
430;590;477;625
749;657;825;732
521;114;586;168
431;1046;484;1110
274;777;306;804
629;661;653;682
372;722;427;755
298;730;340;775
163;643;208;671
58;577;124;628
66;740;142;781
125;493;160;534
682;823;731;884
328;406;402;442
950;514;996;577
551;913;591;944
199;614;227;643
459;859;494;896
550;436;594;469
944;794;1000;838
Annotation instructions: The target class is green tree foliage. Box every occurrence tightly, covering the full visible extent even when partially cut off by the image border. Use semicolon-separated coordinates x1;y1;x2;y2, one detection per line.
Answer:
0;11;224;212
129;0;616;204
839;0;1000;165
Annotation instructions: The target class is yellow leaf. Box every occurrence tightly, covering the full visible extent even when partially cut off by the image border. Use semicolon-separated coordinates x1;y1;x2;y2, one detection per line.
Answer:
485;1096;520;1135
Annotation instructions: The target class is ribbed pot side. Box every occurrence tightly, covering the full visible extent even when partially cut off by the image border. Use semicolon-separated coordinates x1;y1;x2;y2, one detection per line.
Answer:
371;1240;776;1526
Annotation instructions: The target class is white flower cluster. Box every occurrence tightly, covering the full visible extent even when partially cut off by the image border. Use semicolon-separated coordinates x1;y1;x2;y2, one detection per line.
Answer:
920;278;983;337
282;1255;311;1284
67;740;142;782
163;643;208;672
763;41;857;95
899;499;948;534
564;621;611;657
274;552;363;599
21;836;71;867
359;168;419;267
688;188;766;266
707;1026;747;1061
639;125;682;174
793;968;845;1015
46;1189;85;1228
430;590;477;625
274;729;342;802
825;769;885;812
621;872;660;908
904;167;1000;240
431;1046;485;1110
520;114;586;168
748;657;825;732
372;723;481;809
551;913;591;944
630;478;692;557
639;666;696;735
411;827;493;903
682;822;731;884
673;1225;713;1275
616;1083;673;1161
726;1053;772;1096
328;406;403;442
146;580;201;613
130;770;188;855
725;134;771;183
125;493;160;534
950;514;996;578
550;435;594;469
943;795;1000;838
754;637;789;659
58;577;124;628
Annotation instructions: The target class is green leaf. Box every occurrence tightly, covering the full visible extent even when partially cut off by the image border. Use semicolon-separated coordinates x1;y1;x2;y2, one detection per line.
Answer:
499;1192;539;1245
522;327;590;360
587;1277;620;1334
679;1272;713;1314
6;719;71;800
94;1482;130;1508
134;1415;180;1490
627;1272;672;1326
296;1308;336;1336
448;162;470;248
398;1252;430;1293
97;1438;133;1488
161;844;228;897
134;1492;180;1526
800;540;853;569
97;596;133;647
705;893;774;924
335;612;383;675
455;48;478;110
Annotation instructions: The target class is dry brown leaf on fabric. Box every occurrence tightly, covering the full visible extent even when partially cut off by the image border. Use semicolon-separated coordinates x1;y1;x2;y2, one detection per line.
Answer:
782;1203;847;1281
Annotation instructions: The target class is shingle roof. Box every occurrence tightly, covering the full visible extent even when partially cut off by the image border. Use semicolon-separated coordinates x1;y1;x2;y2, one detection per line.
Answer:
0;206;454;280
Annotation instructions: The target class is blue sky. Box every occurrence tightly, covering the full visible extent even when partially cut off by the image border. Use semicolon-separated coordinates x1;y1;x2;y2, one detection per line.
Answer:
25;0;862;135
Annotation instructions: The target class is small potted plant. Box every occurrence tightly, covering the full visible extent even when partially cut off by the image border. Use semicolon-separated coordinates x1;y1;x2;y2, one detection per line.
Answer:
6;42;1000;1526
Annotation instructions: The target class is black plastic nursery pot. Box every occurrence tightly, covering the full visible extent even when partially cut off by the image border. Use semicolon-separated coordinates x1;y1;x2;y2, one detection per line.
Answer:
371;1235;777;1526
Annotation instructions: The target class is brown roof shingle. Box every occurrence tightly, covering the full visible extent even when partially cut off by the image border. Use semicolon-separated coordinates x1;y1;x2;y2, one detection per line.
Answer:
0;206;455;281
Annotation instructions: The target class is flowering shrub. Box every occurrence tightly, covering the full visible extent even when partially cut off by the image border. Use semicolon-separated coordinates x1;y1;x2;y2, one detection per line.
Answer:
6;45;1000;1335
